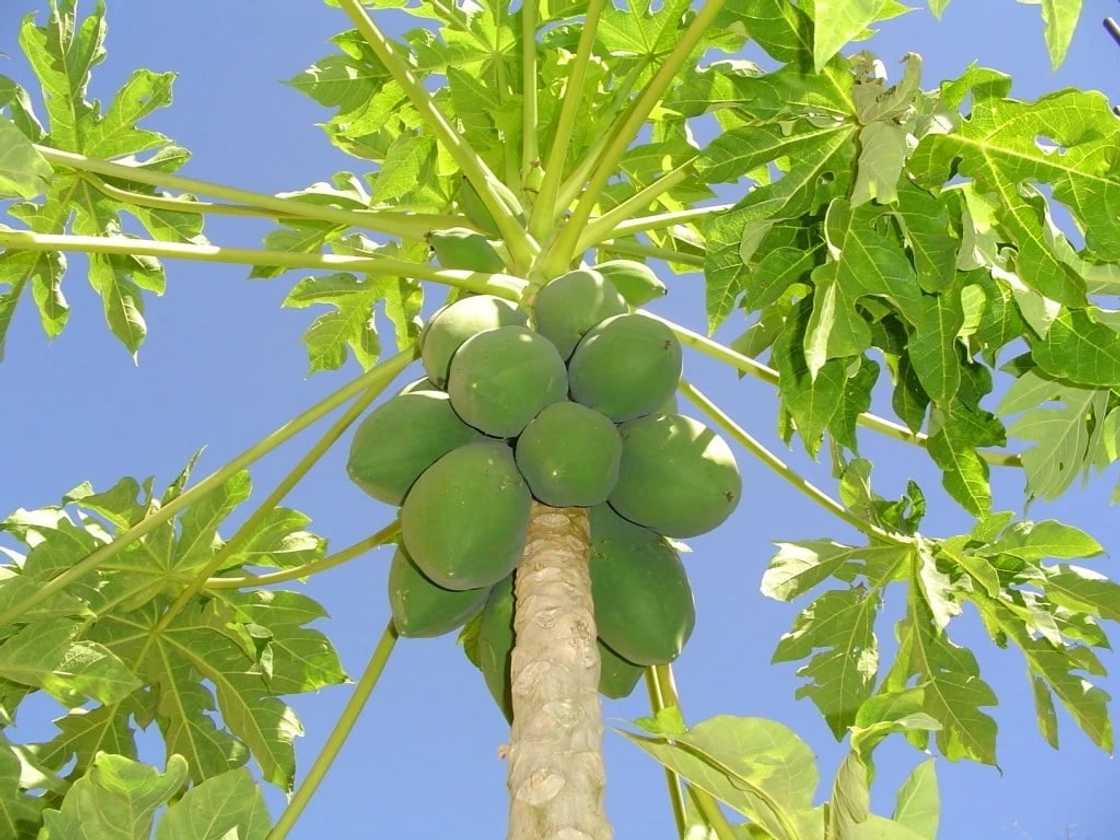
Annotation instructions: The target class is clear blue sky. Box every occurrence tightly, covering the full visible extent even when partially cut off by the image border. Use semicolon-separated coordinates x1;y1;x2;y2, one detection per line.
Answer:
2;1;1119;837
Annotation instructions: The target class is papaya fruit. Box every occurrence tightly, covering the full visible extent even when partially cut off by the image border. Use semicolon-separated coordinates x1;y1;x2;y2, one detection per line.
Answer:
401;441;531;590
388;547;489;638
568;313;682;422
610;413;741;538
347;391;481;505
448;326;568;437
589;505;695;665
515;402;621;507
420;295;528;387
594;259;667;306
429;227;506;273
456;176;526;235
398;376;439;395
533;269;627;359
476;574;515;721
598;641;644;699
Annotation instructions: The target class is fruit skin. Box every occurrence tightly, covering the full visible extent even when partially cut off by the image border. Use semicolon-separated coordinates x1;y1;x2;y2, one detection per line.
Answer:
388;548;489;638
347;391;482;505
597;641;644;699
568;313;682;422
533;269;627;359
429;227;506;273
594;259;667;306
476;574;515;721
420;295;528;387
401;441;531;590
515;402;621;507
611;413;741;538
448;326;568;437
589;505;695;666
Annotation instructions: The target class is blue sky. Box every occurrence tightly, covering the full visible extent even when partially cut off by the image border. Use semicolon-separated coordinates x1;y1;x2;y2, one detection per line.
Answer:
2;1;1119;837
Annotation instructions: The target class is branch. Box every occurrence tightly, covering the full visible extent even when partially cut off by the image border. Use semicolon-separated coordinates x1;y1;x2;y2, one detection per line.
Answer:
678;379;910;544
335;0;537;270
597;239;705;268
207;523;399;590
542;0;729;273
527;0;605;240
575;160;697;252
155;374;395;634
649;313;1023;468
36;146;469;239
647;664;737;840
0;350;416;628
0;230;527;299
268;621;400;840
598;203;732;243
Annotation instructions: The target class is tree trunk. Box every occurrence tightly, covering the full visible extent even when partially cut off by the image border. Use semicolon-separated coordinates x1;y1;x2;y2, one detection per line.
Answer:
506;502;612;840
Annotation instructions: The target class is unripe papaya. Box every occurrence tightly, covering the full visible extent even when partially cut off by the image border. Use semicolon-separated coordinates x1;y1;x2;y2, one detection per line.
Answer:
456;176;526;235
568;313;682;422
598;641;644;699
429;227;506;273
533;269;627;359
611;413;741;538
477;574;515;722
388;547;489;638
401;441;531;590
515;402;621;507
420;295;528;387
589;505;695;665
398;376;439;395
347;391;481;505
448;326;567;437
594;259;667;306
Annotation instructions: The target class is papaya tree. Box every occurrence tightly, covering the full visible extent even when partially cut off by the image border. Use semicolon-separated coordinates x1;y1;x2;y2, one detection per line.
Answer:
1;0;1118;837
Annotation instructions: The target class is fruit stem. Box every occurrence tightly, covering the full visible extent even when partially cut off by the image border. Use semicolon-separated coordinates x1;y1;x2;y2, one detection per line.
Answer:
156;375;396;632
35;145;472;238
207;523;398;590
543;0;729;274
678;379;911;545
268;621;400;840
0;230;527;299
0;349;415;628
528;0;605;240
643;668;689;837
653;314;1023;469
335;0;537;271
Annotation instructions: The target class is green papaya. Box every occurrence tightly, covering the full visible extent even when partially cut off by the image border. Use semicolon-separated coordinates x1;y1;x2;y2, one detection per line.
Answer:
420;295;528;386
568;313;682;421
533;269;628;359
398;376;439;395
448;326;568;437
401;441;531;590
515;402;621;507
589;505;695;665
598;641;644;699
347;391;481;505
611;413;741;538
429;227;506;273
388;548;489;638
594;259;667;306
456;176;526;235
476;574;515;721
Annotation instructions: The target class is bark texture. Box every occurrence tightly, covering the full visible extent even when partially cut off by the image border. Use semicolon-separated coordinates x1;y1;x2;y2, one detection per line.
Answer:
507;502;611;840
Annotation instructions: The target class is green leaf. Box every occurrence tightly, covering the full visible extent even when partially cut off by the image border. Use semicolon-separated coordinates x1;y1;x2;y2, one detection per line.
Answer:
0;739;42;840
41;754;188;840
155;767;271;840
849;687;942;764
0;117;51;198
894;180;957;294
892;760;939;840
774;300;847;458
978;519;1104;562
811;0;888;71
1039;0;1083;69
1031;309;1120;388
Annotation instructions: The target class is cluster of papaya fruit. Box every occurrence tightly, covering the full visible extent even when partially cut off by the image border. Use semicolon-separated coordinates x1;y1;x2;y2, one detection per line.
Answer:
347;235;741;714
